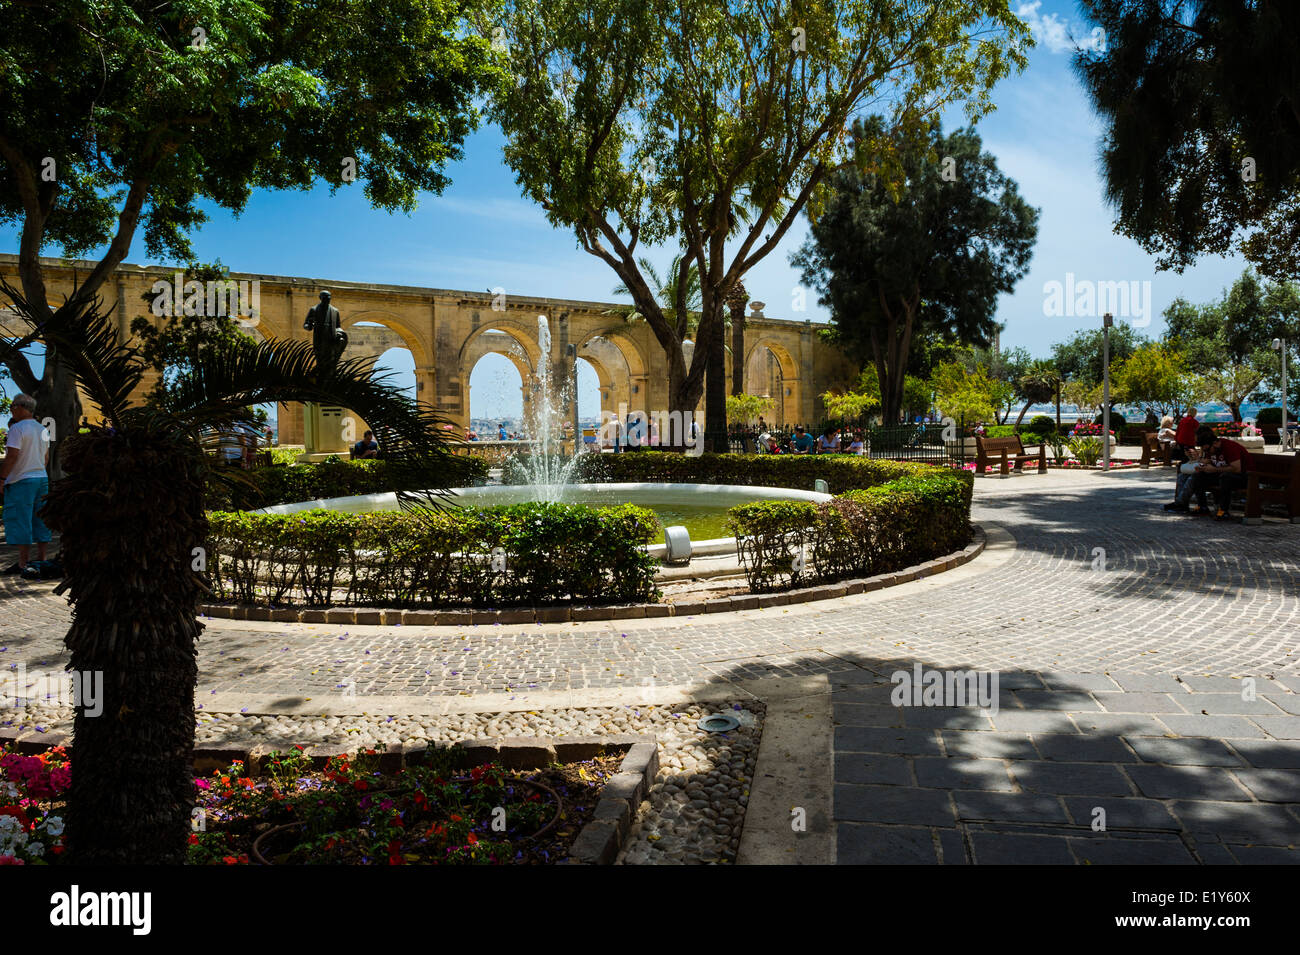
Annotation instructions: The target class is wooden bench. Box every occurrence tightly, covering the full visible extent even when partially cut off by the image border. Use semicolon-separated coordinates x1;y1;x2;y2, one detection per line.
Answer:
974;435;1046;476
1241;452;1300;524
1139;431;1174;468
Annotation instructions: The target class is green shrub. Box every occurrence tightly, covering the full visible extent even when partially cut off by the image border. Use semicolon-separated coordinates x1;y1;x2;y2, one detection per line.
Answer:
1067;436;1103;466
571;450;948;494
726;469;972;591
1026;415;1055;434
1257;407;1283;426
206;501;660;608
209;456;490;511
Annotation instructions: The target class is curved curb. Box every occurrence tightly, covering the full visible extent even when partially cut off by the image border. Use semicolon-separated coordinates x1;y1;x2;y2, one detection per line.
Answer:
196;524;987;627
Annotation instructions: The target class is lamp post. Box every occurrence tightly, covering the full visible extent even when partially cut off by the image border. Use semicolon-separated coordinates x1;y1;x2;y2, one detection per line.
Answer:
1275;337;1289;445
1102;312;1113;471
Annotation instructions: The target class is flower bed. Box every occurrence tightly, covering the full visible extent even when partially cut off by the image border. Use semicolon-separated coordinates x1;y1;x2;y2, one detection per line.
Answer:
3;742;622;865
0;745;70;863
206;501;661;608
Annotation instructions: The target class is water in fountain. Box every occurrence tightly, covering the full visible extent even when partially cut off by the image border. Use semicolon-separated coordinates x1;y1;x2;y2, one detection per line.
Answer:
523;315;581;500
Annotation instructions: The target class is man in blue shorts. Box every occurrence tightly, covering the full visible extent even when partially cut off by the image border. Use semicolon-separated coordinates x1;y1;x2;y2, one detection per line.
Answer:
1;394;52;579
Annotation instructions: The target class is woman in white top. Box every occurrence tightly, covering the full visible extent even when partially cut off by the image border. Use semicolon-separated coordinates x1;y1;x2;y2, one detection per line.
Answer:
1157;415;1177;446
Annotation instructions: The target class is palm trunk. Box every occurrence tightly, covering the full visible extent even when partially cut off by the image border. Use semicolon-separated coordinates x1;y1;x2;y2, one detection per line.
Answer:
731;311;745;396
41;429;208;864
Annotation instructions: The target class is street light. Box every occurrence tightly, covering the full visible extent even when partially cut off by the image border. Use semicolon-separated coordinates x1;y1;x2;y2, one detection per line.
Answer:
1102;312;1113;472
1274;338;1289;445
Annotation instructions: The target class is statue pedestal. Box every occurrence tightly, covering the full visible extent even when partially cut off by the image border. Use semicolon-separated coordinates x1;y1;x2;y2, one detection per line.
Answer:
296;404;349;463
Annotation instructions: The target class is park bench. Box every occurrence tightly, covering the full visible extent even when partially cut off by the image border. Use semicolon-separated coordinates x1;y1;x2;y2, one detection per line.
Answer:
1139;431;1174;468
974;435;1046;476
1241;452;1300;524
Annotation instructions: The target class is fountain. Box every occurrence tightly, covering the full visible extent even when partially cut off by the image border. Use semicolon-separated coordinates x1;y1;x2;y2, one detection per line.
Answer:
260;315;832;560
519;314;581;500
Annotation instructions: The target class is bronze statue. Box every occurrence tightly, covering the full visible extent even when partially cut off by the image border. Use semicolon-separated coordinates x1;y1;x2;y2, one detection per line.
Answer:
304;290;348;372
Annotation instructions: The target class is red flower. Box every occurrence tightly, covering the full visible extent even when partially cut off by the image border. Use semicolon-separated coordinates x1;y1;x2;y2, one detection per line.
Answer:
466;832;478;846
387;840;404;865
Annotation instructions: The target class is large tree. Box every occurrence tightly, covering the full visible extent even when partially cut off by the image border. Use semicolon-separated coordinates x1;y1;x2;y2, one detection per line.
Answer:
0;0;501;475
1050;322;1147;397
1074;0;1300;278
793;121;1038;424
489;0;1029;449
1161;270;1294;420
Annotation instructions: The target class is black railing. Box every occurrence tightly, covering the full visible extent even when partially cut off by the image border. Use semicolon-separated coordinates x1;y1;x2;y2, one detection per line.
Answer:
728;419;967;468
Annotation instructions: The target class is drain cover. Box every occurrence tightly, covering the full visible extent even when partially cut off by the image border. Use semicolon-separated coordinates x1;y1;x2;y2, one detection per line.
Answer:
697;713;740;733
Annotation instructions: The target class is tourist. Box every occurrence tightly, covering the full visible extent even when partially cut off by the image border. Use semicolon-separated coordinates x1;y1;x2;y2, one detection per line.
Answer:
818;426;841;453
352;430;379;459
1157;415;1177;447
847;431;865;455
791;425;815;454
1;394;53;579
1173;406;1199;461
498;422;508;440
757;416;768;434
1188;425;1251;520
759;432;782;454
1163;444;1203;513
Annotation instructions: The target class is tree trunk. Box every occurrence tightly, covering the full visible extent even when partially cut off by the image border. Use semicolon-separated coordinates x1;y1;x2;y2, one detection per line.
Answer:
704;301;729;453
1014;400;1033;428
41;428;208;864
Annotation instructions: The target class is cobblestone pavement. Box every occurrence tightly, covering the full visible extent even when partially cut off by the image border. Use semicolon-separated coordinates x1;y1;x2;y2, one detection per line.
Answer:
5;466;1299;862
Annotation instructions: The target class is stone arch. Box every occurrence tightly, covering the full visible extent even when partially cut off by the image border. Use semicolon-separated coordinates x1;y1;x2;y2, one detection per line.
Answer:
574;326;648;416
458;320;548;428
342;308;432;371
745;338;802;425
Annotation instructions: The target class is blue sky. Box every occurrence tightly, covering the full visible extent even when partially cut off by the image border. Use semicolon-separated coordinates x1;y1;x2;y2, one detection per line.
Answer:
2;1;1253;420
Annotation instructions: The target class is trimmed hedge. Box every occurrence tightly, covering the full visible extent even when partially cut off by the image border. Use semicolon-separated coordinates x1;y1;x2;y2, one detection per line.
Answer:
727;469;972;591
573;450;955;495
205;501;661;608
208;457;491;511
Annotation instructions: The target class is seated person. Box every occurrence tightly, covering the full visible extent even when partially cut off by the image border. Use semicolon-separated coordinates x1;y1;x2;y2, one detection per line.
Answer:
759;432;782;454
791;425;815;455
1163;445;1203;511
351;430;379;459
1185;426;1250;519
818;427;841;453
1156;415;1177;446
847;432;865;455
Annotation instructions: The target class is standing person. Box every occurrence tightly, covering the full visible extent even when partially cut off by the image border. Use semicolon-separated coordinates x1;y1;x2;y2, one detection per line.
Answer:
1188;425;1251;520
1173;406;1199;460
1;395;52;578
498;422;508;440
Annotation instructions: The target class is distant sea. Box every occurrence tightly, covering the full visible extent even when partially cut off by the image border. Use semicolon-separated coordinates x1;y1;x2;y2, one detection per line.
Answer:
1022;402;1275;423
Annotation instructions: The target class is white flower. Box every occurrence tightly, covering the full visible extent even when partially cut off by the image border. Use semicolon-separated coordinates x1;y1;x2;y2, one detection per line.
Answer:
25;840;43;857
42;815;64;837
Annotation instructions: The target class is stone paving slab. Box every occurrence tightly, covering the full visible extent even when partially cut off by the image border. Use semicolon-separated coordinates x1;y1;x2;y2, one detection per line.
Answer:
831;670;1300;864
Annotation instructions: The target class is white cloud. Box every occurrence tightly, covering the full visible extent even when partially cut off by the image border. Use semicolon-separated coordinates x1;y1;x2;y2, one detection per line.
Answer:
1017;2;1106;55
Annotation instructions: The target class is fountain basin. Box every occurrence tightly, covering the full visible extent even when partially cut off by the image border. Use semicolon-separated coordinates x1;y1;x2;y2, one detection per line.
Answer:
253;482;833;557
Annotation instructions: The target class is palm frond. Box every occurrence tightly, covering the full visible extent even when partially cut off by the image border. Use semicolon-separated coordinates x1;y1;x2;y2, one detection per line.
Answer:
0;280;144;428
160;337;478;507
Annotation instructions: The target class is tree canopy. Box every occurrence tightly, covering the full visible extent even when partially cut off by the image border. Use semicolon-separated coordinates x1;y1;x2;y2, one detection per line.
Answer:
1074;0;1300;277
489;0;1029;444
794;120;1038;423
0;0;502;471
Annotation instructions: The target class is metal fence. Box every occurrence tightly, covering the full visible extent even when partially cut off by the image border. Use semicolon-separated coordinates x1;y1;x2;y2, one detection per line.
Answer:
728;419;967;468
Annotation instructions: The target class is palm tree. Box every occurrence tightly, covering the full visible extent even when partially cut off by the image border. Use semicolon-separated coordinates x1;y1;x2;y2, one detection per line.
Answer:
1014;362;1063;428
727;281;748;397
2;283;471;864
610;253;702;333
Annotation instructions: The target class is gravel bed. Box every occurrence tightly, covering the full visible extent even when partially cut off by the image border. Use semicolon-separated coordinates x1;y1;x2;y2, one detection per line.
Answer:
2;698;765;866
